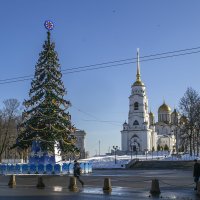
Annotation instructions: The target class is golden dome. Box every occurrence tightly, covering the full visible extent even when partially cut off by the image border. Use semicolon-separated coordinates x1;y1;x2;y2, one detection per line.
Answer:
133;49;145;87
171;109;179;116
133;80;145;86
158;103;171;113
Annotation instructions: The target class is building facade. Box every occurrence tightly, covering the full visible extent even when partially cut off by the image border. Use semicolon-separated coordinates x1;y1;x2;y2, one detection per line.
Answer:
121;50;157;153
155;106;180;152
74;129;87;159
121;49;180;154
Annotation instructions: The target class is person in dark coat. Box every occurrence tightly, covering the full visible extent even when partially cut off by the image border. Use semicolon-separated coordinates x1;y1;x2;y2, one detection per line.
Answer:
193;159;200;190
73;160;84;187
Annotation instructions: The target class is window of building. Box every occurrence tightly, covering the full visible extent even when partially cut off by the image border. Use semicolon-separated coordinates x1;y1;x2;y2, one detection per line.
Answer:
133;120;139;125
134;102;139;110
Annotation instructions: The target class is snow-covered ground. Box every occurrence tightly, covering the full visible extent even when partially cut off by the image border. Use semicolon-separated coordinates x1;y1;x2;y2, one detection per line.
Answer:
80;152;198;169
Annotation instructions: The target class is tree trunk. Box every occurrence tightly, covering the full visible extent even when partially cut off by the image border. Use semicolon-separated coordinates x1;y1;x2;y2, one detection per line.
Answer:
189;135;192;156
197;130;200;156
191;132;196;155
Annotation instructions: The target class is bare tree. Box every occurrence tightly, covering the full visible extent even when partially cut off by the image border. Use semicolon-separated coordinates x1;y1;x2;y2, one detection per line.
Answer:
0;99;21;162
194;101;200;156
179;87;200;156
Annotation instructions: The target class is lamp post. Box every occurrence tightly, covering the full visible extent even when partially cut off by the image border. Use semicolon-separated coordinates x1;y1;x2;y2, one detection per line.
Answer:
175;128;178;154
135;147;138;159
174;111;179;154
113;146;118;164
144;149;148;160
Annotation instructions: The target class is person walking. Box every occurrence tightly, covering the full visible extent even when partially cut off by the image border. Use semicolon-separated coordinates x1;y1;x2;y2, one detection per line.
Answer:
193;159;200;190
73;160;84;187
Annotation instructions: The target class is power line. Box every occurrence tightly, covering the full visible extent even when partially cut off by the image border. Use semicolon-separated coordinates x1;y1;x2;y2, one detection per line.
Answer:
2;45;200;82
82;119;121;123
1;46;200;85
61;45;200;72
82;119;121;125
71;105;121;127
0;74;33;82
71;105;99;120
62;49;200;75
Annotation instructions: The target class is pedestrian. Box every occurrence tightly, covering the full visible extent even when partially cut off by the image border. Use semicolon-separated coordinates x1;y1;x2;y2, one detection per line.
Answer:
193;159;200;190
73;160;84;187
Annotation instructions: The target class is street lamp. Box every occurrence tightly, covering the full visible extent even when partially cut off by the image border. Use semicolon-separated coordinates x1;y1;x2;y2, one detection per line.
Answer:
144;149;148;160
135;147;138;159
174;110;179;154
113;146;118;164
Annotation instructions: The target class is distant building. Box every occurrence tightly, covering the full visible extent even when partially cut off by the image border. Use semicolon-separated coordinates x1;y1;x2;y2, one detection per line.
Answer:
121;49;157;153
74;129;87;159
121;49;181;154
155;106;180;152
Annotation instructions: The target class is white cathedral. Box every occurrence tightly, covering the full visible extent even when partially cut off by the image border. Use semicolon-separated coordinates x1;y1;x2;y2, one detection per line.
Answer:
121;50;182;154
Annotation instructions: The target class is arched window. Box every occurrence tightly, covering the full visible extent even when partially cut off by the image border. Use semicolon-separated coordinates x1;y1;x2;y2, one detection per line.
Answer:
134;102;139;110
132;134;139;138
133;120;139;125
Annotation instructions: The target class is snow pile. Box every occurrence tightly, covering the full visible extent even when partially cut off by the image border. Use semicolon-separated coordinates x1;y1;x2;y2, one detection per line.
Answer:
80;153;199;169
163;154;198;161
80;155;130;169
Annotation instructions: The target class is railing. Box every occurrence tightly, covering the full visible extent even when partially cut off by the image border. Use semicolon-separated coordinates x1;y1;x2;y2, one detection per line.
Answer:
0;162;92;175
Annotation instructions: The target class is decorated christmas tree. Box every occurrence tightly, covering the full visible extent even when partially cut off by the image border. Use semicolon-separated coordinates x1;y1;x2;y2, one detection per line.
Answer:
14;21;79;162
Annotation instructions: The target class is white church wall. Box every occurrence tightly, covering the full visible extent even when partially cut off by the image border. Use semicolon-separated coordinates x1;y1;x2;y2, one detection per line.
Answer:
121;131;128;151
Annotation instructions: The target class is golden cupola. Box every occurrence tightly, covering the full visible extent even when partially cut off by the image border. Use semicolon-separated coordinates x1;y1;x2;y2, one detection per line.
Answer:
133;49;145;87
149;111;155;126
158;101;171;124
158;102;171;113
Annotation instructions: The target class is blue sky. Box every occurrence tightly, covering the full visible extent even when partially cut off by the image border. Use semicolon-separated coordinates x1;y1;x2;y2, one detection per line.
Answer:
1;0;200;156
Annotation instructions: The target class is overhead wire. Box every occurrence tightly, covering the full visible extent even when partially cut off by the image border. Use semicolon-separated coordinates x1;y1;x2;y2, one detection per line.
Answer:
0;46;200;85
4;47;198;126
62;49;200;75
71;105;99;120
71;105;121;126
82;119;122;124
61;45;200;72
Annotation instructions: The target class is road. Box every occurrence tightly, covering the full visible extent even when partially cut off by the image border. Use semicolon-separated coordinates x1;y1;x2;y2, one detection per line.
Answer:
0;169;198;200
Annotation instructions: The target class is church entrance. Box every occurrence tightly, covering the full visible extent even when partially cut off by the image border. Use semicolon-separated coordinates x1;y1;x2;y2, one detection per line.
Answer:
130;135;140;152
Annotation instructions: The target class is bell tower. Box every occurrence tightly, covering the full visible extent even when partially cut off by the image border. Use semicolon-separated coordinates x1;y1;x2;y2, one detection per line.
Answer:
121;49;156;153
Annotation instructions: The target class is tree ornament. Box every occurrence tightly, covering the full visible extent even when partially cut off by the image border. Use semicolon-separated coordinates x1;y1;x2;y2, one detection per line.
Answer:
52;99;57;105
44;20;54;31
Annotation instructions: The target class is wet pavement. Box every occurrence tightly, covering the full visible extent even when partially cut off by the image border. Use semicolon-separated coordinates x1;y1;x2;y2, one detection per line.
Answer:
0;169;198;199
